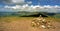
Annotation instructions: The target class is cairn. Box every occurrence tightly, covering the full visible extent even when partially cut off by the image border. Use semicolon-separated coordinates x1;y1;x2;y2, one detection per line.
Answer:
31;15;55;29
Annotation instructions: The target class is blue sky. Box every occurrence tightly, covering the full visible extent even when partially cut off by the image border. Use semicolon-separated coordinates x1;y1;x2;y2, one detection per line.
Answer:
0;0;60;13
25;0;60;6
0;0;60;6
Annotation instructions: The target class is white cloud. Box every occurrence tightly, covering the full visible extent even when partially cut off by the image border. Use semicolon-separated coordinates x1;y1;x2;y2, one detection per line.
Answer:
3;5;60;13
4;5;22;9
26;1;32;4
3;0;25;5
12;0;25;4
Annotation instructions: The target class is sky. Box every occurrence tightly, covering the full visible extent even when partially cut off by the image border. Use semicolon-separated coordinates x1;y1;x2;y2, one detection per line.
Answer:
0;0;60;13
0;0;60;6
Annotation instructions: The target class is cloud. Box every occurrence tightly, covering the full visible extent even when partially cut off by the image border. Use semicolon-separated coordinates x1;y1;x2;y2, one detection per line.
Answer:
26;1;32;4
3;0;25;5
12;0;25;4
1;5;60;13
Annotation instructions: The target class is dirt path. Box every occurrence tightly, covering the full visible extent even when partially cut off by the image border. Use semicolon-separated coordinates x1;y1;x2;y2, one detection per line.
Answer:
0;17;60;31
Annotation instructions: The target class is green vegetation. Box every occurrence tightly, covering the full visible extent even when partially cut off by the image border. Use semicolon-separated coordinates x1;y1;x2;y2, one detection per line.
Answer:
54;14;60;18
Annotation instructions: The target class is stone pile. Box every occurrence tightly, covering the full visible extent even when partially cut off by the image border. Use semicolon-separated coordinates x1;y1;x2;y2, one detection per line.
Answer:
31;15;55;29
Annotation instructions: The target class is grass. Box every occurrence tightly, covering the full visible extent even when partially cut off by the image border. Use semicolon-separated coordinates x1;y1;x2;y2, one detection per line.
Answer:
0;16;60;23
54;14;60;18
0;17;34;23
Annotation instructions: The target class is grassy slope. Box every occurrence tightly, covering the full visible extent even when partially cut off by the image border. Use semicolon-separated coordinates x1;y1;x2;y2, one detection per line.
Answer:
54;14;60;18
0;16;60;23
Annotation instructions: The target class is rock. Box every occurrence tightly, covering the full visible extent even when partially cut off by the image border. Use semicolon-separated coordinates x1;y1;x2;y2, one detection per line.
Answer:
41;25;46;29
31;15;55;29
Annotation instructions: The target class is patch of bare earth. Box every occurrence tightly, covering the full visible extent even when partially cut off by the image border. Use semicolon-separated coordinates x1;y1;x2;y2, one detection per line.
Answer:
0;17;60;31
